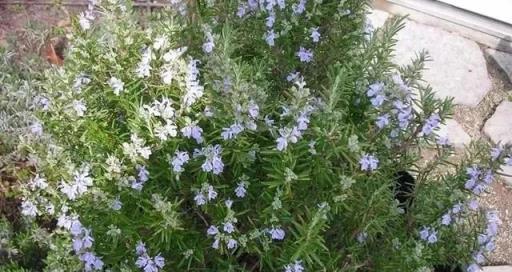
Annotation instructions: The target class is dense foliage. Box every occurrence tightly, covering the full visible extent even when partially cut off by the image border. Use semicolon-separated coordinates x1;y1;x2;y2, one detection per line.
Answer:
1;0;511;271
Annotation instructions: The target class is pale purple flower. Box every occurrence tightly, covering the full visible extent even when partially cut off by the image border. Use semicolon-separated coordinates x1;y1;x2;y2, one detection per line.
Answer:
441;213;452;226
292;0;306;15
468;199;479;211
194;193;207;206
421;113;441;136
202;32;215;54
227;238;238;249
296;47;313;63
367;82;384;97
370;94;385;107
266;12;276;28
490;147;502;160
73;100;87;117
452;203;463;214
137;165;149;182
265;30;276;46
473;250;485;264
427;229;438;244
269;227;286;240
276;127;301;151
248;100;259;118
235;182;247;198
212;238;220;249
30;121;43;136
395;103;412;129
181;122;203;144
359;154;379;172
310;27;320;43
207;185;218;200
80;252;103;271
171;150;190;173
111;197;122;211
207;225;219;236
467;263;481;272
237;4;248;17
356;232;368;243
375;114;390;129
287;71;301;82
221;123;245;140
223;222;235;234
419;226;430;240
277;0;285;9
437;135;450;146
197;145;224;175
284;260;304;272
21;200;38;217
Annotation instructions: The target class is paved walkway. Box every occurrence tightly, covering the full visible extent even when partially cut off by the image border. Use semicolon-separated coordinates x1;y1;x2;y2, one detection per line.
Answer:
369;9;512;267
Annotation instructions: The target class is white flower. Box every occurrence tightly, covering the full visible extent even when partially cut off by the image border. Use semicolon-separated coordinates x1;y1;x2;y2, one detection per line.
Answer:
79;12;91;30
111;197;122;211
183;59;204;108
162;47;187;62
136;47;152;78
21;200;38;217
122;134;152;161
153;35;168;50
72;100;87;117
160;67;176;85
154;121;178;141
108;77;124;95
29;174;48;190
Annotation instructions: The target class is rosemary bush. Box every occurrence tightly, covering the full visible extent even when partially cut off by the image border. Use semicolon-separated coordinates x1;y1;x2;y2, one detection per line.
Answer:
2;0;511;271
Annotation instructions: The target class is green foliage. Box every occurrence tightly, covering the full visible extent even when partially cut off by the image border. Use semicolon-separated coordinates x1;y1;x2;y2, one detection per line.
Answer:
1;0;508;271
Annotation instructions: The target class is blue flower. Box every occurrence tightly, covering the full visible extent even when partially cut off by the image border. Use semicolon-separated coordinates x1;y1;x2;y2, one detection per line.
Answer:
235;182;247;198
375;114;390;129
265;29;276;46
269;227;286;240
441;213;452;226
421;113;441;136
310;27;320;43
292;0;306;15
359;154;379;172
296;47;313;63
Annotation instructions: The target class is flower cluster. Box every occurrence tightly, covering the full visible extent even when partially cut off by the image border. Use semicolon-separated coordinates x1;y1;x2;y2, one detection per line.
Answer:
464;165;494;195
135;241;165;272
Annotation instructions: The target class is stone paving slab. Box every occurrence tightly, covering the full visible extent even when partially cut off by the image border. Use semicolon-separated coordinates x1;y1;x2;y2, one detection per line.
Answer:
368;8;389;29
437;119;472;148
484;101;512;144
483;266;512;272
487;49;512;83
393;20;492;107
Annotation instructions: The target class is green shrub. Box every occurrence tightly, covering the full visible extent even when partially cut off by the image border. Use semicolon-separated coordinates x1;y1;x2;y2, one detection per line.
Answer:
3;0;510;271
